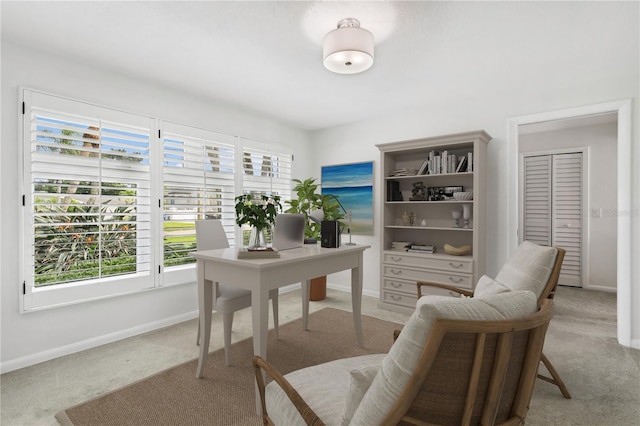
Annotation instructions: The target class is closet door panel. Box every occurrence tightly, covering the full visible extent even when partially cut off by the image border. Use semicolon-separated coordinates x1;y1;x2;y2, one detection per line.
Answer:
523;156;552;246
552;153;582;287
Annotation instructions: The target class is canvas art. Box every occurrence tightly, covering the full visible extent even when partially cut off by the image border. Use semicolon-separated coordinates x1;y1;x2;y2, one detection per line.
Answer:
321;161;374;235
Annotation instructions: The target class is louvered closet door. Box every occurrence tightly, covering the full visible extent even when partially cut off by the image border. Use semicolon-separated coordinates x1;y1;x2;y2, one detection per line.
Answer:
523;153;582;287
552;153;582;286
523;156;552;246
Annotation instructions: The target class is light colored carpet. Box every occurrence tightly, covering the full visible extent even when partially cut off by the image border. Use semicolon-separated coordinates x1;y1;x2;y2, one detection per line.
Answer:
55;308;400;426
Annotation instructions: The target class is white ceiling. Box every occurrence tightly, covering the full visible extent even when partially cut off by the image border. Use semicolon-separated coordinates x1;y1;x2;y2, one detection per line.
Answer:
1;1;629;131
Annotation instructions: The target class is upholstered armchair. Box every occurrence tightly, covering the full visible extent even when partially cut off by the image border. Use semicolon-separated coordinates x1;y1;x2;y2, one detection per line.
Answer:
417;240;571;399
253;290;553;425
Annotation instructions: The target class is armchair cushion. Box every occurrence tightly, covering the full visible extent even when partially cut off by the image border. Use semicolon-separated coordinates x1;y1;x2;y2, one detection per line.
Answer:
350;290;537;425
341;364;380;426
476;241;557;299
474;274;509;297
265;353;385;426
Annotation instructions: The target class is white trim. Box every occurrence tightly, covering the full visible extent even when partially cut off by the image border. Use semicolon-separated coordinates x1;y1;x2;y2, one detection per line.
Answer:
587;284;617;294
507;99;633;348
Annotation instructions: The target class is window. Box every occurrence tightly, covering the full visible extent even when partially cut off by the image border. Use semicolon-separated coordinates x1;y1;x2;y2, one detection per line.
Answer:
20;90;293;311
239;139;293;245
160;122;237;286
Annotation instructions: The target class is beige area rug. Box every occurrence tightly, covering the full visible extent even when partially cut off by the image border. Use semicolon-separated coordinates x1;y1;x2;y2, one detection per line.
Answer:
56;308;400;426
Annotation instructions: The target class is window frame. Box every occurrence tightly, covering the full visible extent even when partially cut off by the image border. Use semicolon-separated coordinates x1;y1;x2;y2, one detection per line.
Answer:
20;88;294;312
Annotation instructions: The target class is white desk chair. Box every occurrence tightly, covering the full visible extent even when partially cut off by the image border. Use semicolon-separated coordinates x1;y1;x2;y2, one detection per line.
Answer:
195;219;279;366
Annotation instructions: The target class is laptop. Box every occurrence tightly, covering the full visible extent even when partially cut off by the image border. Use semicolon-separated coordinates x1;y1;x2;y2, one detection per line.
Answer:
272;213;306;250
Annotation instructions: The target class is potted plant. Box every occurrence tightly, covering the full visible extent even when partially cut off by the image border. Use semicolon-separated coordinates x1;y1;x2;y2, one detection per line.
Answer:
285;178;344;300
285;178;343;243
235;193;282;249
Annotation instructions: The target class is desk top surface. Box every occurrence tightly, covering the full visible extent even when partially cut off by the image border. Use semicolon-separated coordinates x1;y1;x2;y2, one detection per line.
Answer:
190;243;370;269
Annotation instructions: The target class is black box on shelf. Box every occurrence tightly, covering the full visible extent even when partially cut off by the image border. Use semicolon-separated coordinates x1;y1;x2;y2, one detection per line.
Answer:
387;180;403;201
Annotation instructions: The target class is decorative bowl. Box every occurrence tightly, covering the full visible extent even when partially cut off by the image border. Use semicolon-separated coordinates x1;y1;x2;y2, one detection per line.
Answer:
453;191;473;201
444;244;472;256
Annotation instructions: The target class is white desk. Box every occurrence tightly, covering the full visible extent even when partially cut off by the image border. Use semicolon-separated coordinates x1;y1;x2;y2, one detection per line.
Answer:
191;243;370;380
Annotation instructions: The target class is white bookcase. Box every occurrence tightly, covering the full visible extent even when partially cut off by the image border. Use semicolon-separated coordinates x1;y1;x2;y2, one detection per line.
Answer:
376;130;491;313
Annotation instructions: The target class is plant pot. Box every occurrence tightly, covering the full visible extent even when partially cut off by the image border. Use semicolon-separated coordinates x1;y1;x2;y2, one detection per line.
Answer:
309;276;327;301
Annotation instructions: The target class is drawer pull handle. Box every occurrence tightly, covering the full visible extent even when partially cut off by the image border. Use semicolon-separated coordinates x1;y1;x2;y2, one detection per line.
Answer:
390;282;402;288
449;262;464;269
390;269;403;275
390;295;402;301
390;256;403;262
449;277;464;284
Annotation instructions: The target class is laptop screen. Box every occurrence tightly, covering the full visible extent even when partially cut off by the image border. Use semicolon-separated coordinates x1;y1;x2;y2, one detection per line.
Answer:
272;213;306;250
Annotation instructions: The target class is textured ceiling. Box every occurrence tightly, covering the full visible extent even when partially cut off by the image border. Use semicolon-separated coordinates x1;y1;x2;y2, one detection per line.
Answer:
1;1;631;131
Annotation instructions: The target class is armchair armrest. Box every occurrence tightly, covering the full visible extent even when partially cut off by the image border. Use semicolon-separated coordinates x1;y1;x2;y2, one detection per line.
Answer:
416;280;475;298
252;356;325;426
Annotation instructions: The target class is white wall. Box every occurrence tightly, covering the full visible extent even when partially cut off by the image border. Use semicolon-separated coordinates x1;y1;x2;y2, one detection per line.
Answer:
309;26;639;347
520;122;617;291
0;41;312;372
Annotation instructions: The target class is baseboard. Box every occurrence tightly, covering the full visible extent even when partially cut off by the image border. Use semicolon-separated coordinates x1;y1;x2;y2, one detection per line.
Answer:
326;282;379;299
580;284;617;293
0;310;198;374
2;284;370;373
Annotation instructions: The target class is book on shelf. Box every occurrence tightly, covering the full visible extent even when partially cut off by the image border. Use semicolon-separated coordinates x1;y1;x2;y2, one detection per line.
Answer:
442;150;448;174
407;246;436;254
456;156;467;173
389;168;418;177
467;152;473;172
408;244;436;254
408;248;436;254
411;244;435;250
391;241;413;251
237;247;280;259
417;159;429;175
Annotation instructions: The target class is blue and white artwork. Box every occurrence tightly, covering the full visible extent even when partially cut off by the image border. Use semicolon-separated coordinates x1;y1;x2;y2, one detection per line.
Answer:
321;161;374;235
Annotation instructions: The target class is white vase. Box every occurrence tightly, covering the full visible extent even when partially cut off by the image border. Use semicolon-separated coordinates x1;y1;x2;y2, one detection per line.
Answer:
463;204;472;229
451;209;462;228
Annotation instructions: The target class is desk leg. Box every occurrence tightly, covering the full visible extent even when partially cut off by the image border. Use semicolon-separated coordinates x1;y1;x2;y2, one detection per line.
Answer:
351;254;364;347
196;260;212;378
301;280;310;330
252;287;269;414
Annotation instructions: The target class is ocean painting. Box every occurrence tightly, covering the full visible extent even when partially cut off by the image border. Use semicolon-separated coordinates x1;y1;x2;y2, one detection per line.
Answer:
321;161;374;235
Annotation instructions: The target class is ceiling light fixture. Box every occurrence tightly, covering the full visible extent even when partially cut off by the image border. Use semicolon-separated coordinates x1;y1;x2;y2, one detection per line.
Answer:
323;18;374;74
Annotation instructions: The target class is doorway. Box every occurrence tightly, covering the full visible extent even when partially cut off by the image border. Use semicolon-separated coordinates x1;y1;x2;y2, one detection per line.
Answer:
520;151;587;287
507;99;633;348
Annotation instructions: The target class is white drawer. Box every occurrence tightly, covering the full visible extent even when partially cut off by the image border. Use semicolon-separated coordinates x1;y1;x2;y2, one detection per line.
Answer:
384;252;472;273
382;287;461;309
383;277;465;297
382;278;417;295
381;290;417;309
383;265;473;289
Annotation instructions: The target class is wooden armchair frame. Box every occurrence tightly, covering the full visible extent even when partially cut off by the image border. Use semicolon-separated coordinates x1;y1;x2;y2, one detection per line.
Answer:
417;247;571;399
253;300;554;426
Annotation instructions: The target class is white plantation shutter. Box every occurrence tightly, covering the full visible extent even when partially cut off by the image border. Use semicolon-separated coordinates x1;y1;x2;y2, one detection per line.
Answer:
241;141;293;198
523;155;552;246
161;122;237;276
23;90;154;310
552;153;582;286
